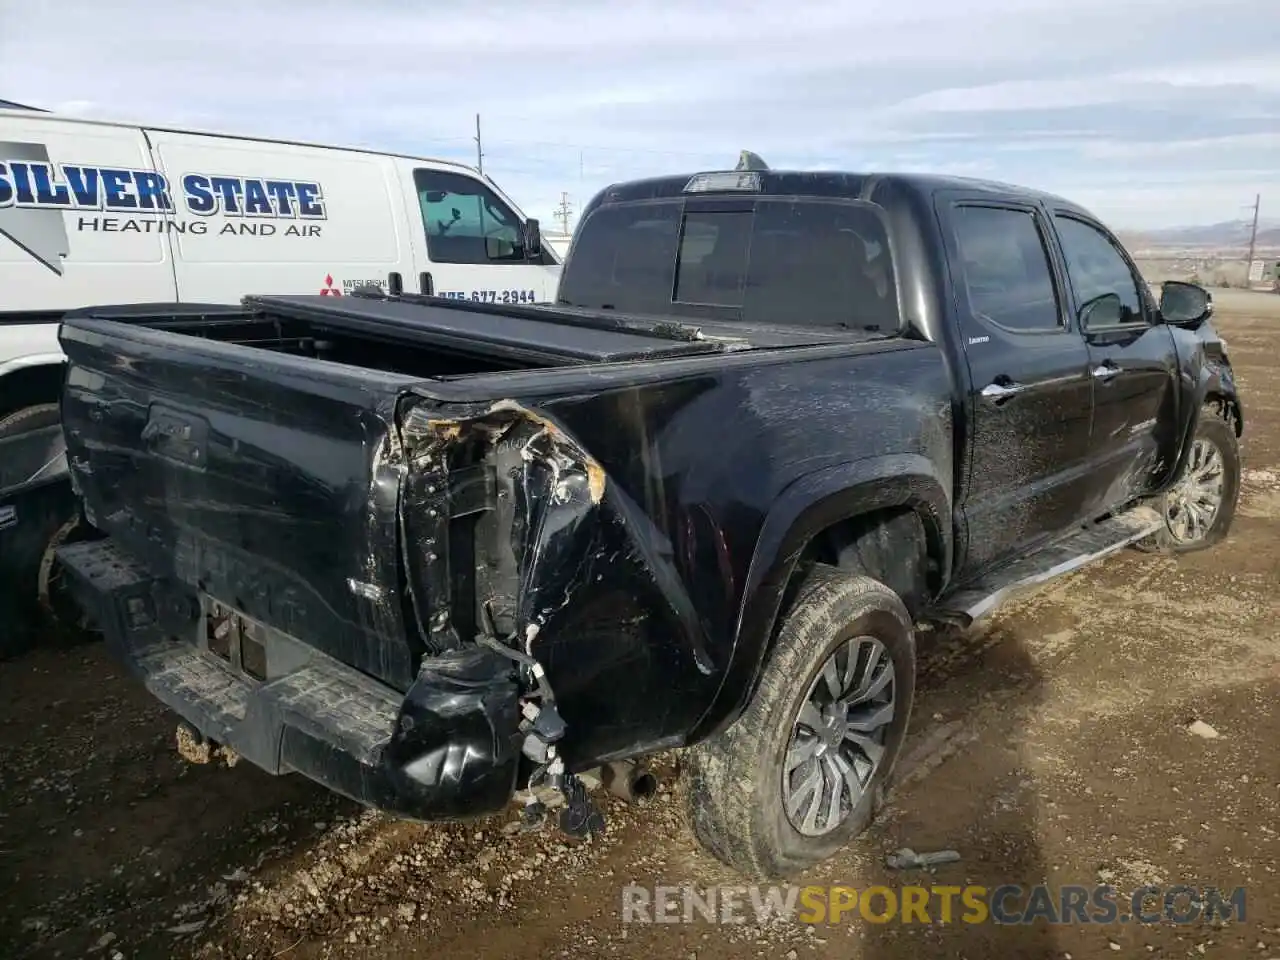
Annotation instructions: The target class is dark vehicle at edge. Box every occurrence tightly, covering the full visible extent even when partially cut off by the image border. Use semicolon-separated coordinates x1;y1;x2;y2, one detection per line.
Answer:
54;167;1242;878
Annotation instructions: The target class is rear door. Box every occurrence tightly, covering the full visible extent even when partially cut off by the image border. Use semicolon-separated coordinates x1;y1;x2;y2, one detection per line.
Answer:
941;198;1096;580
1048;211;1180;516
0;114;178;313
146;130;413;302
393;162;561;303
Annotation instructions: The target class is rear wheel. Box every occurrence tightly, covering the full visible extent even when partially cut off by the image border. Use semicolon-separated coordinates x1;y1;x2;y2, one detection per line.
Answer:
1139;409;1240;553
684;567;915;878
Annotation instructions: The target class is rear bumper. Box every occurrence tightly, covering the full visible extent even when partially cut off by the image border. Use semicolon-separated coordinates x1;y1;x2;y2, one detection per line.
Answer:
57;538;524;821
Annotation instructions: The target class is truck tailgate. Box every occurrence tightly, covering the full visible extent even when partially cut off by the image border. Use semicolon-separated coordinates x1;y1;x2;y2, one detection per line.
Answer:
59;314;421;689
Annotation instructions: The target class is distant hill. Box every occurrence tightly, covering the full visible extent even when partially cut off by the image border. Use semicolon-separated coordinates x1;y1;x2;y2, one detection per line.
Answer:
1134;218;1280;250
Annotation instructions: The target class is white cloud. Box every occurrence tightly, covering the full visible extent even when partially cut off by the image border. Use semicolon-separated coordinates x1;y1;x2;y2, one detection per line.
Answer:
2;0;1278;228
1077;132;1280;161
886;78;1176;115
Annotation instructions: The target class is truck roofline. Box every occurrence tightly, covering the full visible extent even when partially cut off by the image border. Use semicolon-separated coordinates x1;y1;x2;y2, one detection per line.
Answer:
588;169;1094;220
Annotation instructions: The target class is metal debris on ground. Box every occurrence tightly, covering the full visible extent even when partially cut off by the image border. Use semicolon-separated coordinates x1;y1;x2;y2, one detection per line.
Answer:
166;920;208;935
1186;719;1221;739
885;847;961;870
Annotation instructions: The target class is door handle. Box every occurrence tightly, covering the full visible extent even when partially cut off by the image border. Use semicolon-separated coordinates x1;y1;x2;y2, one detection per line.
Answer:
981;381;1026;402
1092;363;1122;381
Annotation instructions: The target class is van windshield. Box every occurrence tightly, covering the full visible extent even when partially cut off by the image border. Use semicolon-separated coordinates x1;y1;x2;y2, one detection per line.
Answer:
557;197;900;332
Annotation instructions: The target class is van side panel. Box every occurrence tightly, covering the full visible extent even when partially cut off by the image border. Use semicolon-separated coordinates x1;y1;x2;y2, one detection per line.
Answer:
0;115;178;313
147;131;412;301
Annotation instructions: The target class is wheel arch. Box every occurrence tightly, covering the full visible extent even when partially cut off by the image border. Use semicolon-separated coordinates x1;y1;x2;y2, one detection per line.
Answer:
1164;363;1243;493
687;454;951;743
0;356;67;420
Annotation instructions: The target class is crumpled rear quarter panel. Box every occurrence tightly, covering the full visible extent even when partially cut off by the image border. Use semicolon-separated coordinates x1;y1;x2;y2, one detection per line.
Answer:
402;339;952;765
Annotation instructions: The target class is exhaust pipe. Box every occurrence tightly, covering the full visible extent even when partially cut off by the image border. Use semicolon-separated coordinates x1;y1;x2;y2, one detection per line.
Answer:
600;760;658;803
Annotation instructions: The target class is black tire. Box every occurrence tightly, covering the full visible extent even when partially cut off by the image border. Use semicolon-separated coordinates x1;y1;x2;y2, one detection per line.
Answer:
0;402;60;437
0;403;86;660
684;566;916;878
1138;408;1240;554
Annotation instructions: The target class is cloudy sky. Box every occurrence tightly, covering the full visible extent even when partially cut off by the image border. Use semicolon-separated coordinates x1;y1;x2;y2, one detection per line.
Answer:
2;0;1278;231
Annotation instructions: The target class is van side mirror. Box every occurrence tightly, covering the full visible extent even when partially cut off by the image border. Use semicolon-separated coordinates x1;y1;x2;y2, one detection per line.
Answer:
523;218;542;258
1159;281;1213;327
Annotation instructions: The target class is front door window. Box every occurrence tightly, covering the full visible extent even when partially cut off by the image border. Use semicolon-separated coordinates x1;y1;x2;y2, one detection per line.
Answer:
413;169;524;264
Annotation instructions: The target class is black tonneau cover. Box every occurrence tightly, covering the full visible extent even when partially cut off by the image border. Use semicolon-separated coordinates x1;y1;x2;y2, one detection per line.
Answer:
245;294;734;365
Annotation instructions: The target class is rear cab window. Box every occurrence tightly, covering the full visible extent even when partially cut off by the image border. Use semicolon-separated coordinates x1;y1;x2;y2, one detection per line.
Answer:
558;196;900;332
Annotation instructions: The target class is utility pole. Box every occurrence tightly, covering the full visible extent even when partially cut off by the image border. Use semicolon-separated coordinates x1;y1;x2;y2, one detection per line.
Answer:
474;114;484;175
1245;193;1261;286
555;192;573;235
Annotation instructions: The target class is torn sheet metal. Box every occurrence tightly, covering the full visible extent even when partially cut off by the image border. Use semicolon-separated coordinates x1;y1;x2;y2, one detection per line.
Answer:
399;399;610;657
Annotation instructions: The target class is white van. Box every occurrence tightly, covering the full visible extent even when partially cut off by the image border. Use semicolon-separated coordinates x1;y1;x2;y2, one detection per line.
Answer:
0;105;561;408
0;104;560;641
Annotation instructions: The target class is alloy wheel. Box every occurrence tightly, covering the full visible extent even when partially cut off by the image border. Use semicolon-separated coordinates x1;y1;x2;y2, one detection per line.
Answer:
1166;438;1225;543
782;635;896;837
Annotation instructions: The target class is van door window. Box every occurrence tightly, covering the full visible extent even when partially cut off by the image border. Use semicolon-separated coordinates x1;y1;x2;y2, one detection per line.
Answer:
413;169;524;264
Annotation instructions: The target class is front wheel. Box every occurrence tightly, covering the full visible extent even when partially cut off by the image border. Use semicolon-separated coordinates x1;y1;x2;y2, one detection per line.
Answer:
1139;409;1240;553
684;567;915;878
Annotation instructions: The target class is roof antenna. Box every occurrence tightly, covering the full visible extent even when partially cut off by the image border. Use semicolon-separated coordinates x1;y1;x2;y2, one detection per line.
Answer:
735;150;769;171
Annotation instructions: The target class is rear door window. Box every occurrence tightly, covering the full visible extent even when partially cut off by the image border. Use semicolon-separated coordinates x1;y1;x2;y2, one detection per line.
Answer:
951;205;1063;332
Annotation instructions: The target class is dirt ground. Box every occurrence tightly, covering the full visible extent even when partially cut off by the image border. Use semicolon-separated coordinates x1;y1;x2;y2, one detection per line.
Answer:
3;291;1280;960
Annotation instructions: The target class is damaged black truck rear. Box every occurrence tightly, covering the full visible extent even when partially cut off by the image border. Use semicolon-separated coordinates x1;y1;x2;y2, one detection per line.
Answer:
55;169;1243;879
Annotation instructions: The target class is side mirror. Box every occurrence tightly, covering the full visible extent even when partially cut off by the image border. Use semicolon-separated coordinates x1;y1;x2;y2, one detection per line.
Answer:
1078;292;1123;329
523;218;542;258
1159;280;1213;327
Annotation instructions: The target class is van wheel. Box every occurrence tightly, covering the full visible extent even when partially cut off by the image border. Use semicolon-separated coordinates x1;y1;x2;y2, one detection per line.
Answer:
0;402;60;437
1138;409;1240;554
684;566;915;878
0;404;86;659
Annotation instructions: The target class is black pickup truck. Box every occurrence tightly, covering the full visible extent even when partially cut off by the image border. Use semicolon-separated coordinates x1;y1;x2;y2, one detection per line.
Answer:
54;167;1242;879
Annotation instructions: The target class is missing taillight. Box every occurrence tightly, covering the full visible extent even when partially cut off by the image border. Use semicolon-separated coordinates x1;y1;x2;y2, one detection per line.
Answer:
207;608;233;661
